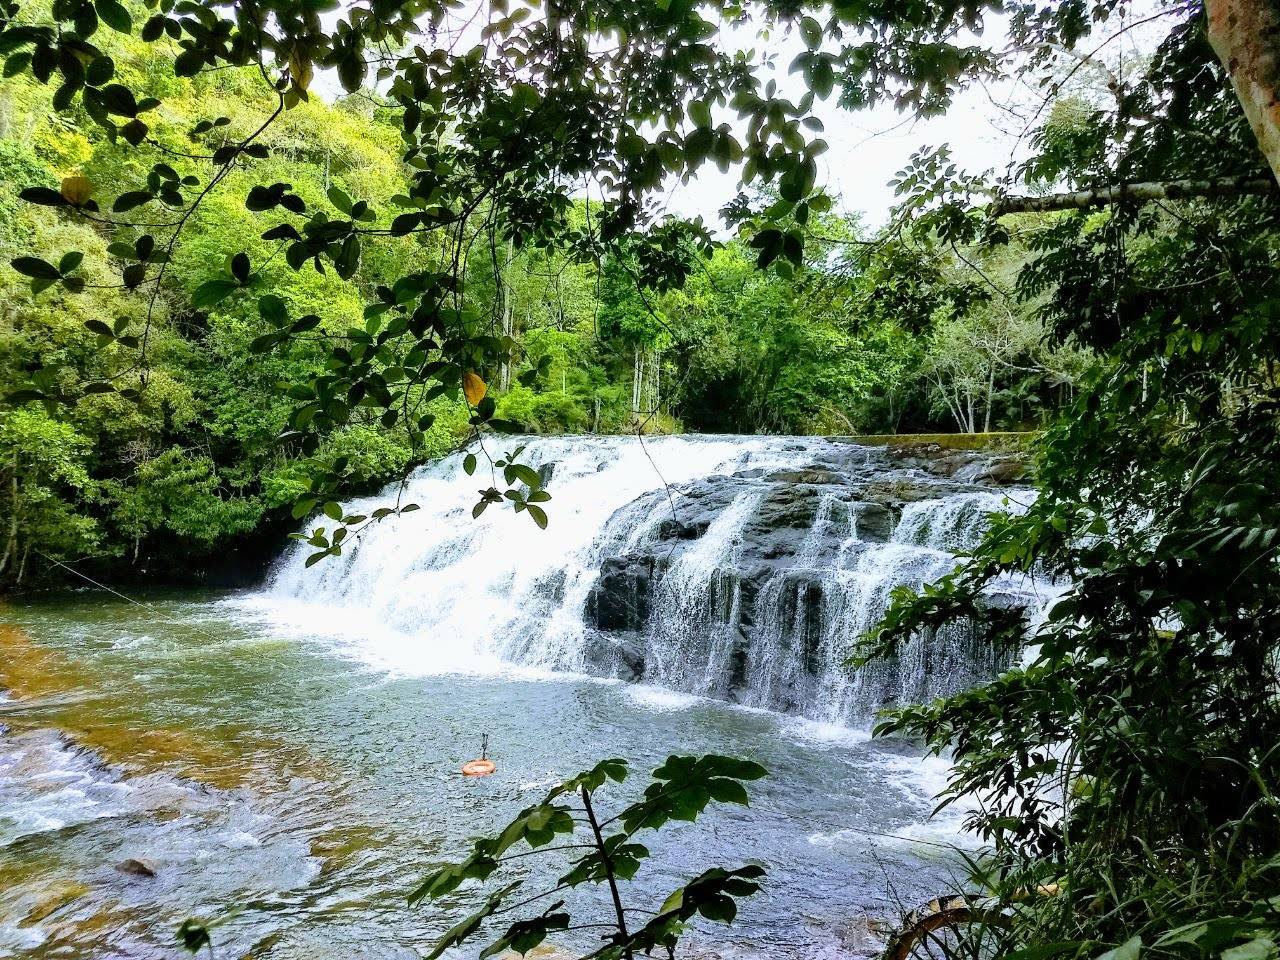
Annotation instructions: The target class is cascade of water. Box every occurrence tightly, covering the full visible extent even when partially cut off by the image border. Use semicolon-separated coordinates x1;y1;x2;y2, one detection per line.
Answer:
641;487;766;698
256;435;1052;723
261;437;799;671
893;491;1021;552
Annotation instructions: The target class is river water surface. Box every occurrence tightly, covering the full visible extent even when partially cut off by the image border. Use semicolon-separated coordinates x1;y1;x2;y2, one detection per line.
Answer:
0;436;1037;959
0;590;971;960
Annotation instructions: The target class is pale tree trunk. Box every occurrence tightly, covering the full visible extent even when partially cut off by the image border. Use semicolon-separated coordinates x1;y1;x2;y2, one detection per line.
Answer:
652;355;661;416
1208;0;1280;185
936;375;966;432
984;364;995;433
0;465;18;576
499;238;515;391
631;347;646;421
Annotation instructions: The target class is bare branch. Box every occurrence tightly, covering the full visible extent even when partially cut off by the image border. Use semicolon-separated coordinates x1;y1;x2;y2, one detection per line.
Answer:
989;176;1276;215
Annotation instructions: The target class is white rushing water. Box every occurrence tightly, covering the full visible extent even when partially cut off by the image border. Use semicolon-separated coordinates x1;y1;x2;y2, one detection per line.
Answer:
249;435;1057;723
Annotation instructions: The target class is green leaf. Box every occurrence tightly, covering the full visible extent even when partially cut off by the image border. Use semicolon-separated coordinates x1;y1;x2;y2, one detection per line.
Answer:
95;0;132;32
259;294;288;326
424;883;520;960
11;257;61;280
114;191;154;212
18;187;67;207
1223;940;1276;960
191;279;238;309
509;464;542;488
4;52;32;78
99;83;138;117
479;911;570;960
326;185;353;215
121;119;149;146
175;919;211;954
1096;936;1142;960
799;16;822;48
85;56;115;86
291;497;318;520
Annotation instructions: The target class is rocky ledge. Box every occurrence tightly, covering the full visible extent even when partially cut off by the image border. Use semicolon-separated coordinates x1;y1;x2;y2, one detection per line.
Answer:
578;439;1034;709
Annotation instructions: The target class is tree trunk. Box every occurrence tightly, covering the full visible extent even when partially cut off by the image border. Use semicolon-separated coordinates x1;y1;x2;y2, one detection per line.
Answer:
652;354;661;416
631;347;646;421
1207;0;1280;185
984;364;995;433
990;176;1274;215
0;465;18;576
499;238;514;392
937;376;965;432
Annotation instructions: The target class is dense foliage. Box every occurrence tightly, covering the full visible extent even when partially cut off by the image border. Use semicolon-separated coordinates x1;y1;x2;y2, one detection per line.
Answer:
859;9;1280;960
0;7;1079;584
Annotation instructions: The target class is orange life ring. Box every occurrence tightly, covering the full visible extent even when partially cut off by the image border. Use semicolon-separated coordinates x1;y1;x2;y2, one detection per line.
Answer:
462;758;496;777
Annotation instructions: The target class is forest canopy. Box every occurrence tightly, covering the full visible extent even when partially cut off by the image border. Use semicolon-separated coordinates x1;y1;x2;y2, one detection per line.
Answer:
0;2;1088;582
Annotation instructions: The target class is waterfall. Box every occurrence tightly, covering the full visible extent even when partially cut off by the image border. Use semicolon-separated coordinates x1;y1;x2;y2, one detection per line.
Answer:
256;436;1054;723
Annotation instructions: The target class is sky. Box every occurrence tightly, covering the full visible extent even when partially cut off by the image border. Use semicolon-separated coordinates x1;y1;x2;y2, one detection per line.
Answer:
655;17;1036;231
658;4;1173;230
662;80;1031;231
315;1;1165;233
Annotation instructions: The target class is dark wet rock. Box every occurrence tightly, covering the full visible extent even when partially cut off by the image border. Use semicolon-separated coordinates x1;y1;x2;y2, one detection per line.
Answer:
956;456;1027;485
586;557;654;632
657;516;709;540
578;438;1038;715
764;466;845;485
581;631;646;681
852;502;896;542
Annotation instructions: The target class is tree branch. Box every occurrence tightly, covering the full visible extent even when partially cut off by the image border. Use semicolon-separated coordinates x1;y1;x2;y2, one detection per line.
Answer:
989;176;1276;216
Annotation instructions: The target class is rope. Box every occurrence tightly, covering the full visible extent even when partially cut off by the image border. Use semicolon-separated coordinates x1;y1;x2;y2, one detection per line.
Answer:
36;551;254;647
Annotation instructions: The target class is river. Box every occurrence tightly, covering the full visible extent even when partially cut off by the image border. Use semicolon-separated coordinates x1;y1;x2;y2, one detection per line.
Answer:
0;436;1052;959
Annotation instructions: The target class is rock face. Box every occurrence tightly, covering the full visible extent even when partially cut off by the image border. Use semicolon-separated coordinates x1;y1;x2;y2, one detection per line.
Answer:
579;440;1037;721
266;433;1047;725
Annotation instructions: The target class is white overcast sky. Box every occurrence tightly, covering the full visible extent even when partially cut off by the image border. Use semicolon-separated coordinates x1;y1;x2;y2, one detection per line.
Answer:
319;2;1167;231
660;6;1168;230
656;14;1033;231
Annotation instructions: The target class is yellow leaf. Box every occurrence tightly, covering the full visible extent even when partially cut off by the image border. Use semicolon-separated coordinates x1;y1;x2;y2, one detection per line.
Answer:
463;372;487;406
61;176;93;205
288;48;313;92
